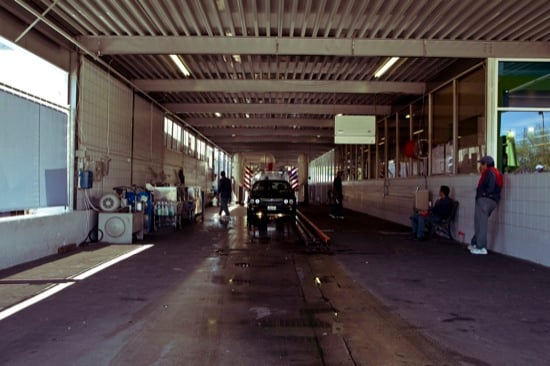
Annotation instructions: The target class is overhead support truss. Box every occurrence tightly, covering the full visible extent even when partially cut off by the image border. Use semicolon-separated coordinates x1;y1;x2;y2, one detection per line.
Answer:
166;103;391;116
79;36;550;59
136;79;425;94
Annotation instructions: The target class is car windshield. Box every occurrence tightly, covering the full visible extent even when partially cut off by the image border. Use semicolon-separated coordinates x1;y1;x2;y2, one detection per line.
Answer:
251;180;292;194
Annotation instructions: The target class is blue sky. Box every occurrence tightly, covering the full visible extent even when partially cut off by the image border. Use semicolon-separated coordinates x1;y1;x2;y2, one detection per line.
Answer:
501;111;548;141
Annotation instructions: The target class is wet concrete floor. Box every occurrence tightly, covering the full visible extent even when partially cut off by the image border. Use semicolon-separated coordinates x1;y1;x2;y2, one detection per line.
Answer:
0;204;549;365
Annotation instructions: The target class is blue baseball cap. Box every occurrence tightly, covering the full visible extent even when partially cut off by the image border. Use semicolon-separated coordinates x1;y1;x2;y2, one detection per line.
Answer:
478;156;494;165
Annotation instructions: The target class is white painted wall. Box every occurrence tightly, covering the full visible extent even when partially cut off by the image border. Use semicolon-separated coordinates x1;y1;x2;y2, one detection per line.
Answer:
311;172;550;267
0;210;95;270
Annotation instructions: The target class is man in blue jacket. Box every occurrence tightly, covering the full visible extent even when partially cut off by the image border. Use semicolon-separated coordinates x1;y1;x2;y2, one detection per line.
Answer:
469;155;503;255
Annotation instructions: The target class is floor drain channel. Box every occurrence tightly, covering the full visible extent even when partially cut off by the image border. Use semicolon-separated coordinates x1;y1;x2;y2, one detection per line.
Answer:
230;278;252;285
299;306;339;316
259;318;331;328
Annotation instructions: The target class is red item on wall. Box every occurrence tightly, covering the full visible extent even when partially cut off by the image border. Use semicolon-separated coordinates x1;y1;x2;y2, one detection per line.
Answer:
404;140;416;158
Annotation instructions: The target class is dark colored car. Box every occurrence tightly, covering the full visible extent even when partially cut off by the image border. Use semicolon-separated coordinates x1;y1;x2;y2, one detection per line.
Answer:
247;179;296;230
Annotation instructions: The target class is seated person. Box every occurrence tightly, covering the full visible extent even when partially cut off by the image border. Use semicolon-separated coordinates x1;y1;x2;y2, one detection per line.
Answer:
410;185;453;240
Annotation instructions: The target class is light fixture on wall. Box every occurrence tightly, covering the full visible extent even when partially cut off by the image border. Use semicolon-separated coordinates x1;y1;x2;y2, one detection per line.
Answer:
169;54;191;76
374;57;400;78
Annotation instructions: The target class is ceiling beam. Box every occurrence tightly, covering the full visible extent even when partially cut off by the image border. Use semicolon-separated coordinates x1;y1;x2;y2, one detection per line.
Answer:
226;143;332;151
223;144;333;157
183;117;334;128
211;135;333;144
168;103;391;115
136;79;425;94
79;36;550;58
200;128;334;138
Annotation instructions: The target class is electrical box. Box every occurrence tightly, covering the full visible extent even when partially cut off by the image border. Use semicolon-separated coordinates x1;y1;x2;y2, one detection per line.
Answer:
79;170;93;189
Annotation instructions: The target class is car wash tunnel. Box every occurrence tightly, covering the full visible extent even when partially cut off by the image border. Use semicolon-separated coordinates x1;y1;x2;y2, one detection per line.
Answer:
1;1;550;365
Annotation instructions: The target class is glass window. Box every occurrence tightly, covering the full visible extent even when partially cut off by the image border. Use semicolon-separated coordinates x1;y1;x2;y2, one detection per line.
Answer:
188;133;196;156
335;145;345;179
395;111;411;178
431;84;453;175
357;145;364;180
362;145;371;180
207;145;213;168
164;117;185;151
499;61;550;108
164;117;172;148
0;36;69;215
498;60;550;173
410;99;428;176
457;67;486;174
347;145;357;181
387;115;397;178
500;111;549;173
377;120;386;178
198;139;205;160
0;36;68;106
173;123;182;152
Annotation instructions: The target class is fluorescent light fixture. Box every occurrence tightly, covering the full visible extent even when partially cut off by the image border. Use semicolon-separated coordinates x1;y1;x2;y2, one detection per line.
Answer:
413;129;424;135
169;54;190;76
214;112;222;118
216;0;225;11
374;57;400;78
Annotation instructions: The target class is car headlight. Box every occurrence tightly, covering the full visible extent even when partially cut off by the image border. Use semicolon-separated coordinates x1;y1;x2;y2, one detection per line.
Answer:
255;198;260;204
284;199;288;204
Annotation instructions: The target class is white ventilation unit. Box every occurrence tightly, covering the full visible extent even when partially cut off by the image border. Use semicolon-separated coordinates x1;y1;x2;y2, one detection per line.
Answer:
98;212;144;244
334;115;376;144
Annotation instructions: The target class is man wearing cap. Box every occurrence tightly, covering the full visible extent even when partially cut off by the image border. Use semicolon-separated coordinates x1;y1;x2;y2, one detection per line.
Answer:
469;155;503;255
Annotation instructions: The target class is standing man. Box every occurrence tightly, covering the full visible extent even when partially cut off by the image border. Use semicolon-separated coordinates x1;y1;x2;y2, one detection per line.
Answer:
218;171;232;218
470;156;503;255
330;170;344;219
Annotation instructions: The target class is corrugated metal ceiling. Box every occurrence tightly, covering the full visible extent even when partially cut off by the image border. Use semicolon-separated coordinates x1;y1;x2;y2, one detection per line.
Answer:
3;0;550;164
